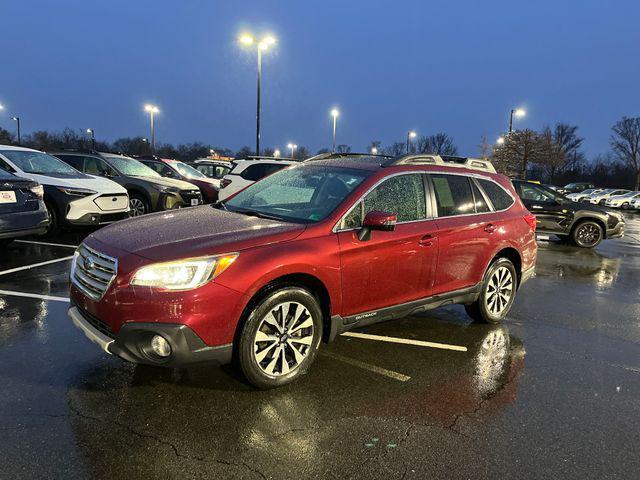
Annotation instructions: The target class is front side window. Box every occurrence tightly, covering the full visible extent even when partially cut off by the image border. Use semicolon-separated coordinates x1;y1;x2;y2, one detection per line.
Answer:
516;183;562;203
479;179;515;210
341;174;427;229
225;165;368;223
471;180;491;213
0;150;78;175
431;174;475;217
242;163;287;181
172;161;207;179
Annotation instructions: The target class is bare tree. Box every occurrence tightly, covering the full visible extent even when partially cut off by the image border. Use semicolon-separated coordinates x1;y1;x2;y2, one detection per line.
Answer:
610;116;640;189
478;136;493;159
415;133;458;155
0;127;15;145
336;144;351;153
367;140;382;154
492;129;541;179
384;142;407;156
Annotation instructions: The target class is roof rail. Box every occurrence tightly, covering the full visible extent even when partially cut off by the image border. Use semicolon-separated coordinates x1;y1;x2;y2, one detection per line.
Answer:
387;154;496;173
243;155;298;162
304;152;392;162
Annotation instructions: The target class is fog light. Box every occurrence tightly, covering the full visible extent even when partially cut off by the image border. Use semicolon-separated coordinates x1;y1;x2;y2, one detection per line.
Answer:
151;335;171;357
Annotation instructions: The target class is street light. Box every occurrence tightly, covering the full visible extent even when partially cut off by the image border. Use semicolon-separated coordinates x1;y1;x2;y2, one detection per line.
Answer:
12;117;21;145
239;32;277;156
371;147;378;154
86;128;95;149
274;149;281;157
508;108;526;133
406;130;417;153
330;108;339;152
144;104;159;152
496;136;505;145
287;143;297;158
0;104;4;111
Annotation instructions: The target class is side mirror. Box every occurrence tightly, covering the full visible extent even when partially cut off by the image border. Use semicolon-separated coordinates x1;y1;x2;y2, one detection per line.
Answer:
358;211;398;241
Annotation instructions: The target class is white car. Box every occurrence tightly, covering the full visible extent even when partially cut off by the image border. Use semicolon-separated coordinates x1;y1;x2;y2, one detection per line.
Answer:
191;159;233;189
630;197;640;210
218;158;298;201
605;191;640;209
0;145;130;232
566;188;603;202
584;188;630;205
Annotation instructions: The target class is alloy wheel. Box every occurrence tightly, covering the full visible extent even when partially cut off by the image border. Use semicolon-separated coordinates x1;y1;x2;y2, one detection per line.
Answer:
129;198;146;217
576;223;601;247
253;301;314;377
485;266;513;316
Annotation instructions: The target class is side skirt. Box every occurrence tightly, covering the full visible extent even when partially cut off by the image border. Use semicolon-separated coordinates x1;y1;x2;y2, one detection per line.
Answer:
325;284;481;342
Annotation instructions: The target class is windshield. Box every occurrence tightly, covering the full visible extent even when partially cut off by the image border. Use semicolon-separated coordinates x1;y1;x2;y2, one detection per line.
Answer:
225;165;369;223
580;189;597;195
104;155;160;177
172;161;207;179
0;150;79;175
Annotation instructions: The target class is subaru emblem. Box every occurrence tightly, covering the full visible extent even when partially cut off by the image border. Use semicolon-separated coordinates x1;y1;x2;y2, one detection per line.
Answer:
83;256;95;271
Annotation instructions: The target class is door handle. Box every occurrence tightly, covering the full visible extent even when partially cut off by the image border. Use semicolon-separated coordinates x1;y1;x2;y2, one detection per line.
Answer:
484;223;496;234
531;205;543;209
419;234;435;247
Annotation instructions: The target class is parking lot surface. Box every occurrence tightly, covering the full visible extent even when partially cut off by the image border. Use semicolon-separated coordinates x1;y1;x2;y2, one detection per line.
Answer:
1;215;640;479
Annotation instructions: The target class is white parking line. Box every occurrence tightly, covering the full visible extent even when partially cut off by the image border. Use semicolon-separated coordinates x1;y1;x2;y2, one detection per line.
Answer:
15;240;79;249
321;351;411;382
341;331;468;352
0;256;74;277
0;290;70;302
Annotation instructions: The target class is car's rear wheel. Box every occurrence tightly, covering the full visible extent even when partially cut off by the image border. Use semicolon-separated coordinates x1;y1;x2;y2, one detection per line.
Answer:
465;258;517;324
238;287;323;389
621;202;630;210
572;220;603;248
129;195;149;217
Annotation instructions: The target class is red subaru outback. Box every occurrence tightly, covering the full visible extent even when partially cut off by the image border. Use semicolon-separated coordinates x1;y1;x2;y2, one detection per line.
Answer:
68;153;537;388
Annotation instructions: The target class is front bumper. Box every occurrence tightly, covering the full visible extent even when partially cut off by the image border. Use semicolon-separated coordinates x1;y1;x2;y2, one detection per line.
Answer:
68;305;233;367
68;211;130;226
606;221;625;239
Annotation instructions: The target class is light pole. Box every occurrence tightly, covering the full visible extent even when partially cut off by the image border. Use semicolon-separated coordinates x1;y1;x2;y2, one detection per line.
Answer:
508;108;526;133
12;117;21;145
240;33;276;156
287;143;297;159
330;108;339;152
144;104;159;152
86;128;95;149
274;149;281;157
371;147;378;154
406;130;417;153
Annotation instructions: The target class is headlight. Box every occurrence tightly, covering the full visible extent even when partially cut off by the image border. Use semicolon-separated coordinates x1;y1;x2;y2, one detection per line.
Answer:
29;184;44;199
152;184;179;194
57;187;96;197
130;253;238;290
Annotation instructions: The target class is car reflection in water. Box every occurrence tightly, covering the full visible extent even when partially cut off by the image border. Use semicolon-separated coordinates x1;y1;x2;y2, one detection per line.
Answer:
66;315;526;477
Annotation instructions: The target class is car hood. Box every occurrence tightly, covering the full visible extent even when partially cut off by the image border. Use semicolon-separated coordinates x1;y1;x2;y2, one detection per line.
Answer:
566;201;614;215
20;172;127;193
86;205;306;261
131;175;199;190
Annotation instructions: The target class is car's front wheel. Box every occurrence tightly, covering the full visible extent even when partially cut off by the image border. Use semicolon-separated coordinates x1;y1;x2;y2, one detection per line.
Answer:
571;220;603;248
238;287;323;389
465;258;517;324
129;195;149;217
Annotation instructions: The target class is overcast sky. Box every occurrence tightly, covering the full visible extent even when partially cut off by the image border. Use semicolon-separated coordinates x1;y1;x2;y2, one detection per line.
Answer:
3;0;639;156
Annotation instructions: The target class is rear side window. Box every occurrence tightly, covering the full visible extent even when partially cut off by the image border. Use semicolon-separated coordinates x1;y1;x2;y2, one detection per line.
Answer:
431;174;475;217
478;179;514;211
471;180;490;213
241;163;287;181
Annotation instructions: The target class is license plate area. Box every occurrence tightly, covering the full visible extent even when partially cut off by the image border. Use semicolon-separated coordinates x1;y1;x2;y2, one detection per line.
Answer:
0;191;17;203
191;199;200;206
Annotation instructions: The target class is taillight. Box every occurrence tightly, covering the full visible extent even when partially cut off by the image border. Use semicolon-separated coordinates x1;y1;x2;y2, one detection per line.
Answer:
220;179;232;189
523;213;537;232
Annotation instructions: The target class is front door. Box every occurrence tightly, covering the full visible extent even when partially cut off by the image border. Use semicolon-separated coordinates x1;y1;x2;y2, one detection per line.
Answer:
515;182;569;233
337;173;438;316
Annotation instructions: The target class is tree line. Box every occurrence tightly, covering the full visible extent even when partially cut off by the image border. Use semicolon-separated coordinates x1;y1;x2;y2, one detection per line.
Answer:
1;116;638;189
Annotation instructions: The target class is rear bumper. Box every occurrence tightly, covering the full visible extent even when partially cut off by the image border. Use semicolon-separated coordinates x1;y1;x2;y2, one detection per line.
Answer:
68;305;233;367
0;209;49;239
606;222;625;239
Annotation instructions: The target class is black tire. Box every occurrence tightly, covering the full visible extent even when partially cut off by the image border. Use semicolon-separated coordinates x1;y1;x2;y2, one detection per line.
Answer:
129;194;150;217
571;220;603;248
238;286;323;389
44;202;58;235
465;258;518;324
621;202;629;210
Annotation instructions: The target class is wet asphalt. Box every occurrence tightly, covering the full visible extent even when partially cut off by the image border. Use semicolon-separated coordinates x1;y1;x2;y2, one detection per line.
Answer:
1;215;640;479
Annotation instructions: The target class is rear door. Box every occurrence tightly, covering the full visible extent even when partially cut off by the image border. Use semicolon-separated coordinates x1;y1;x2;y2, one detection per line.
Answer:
429;174;499;295
337;172;438;315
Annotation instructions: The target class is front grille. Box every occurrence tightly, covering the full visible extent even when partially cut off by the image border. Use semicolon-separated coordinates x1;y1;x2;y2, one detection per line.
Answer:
71;244;118;300
94;193;129;212
180;190;202;200
76;303;114;338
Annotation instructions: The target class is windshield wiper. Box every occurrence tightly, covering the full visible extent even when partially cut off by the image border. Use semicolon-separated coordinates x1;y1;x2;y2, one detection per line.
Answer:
232;208;283;221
